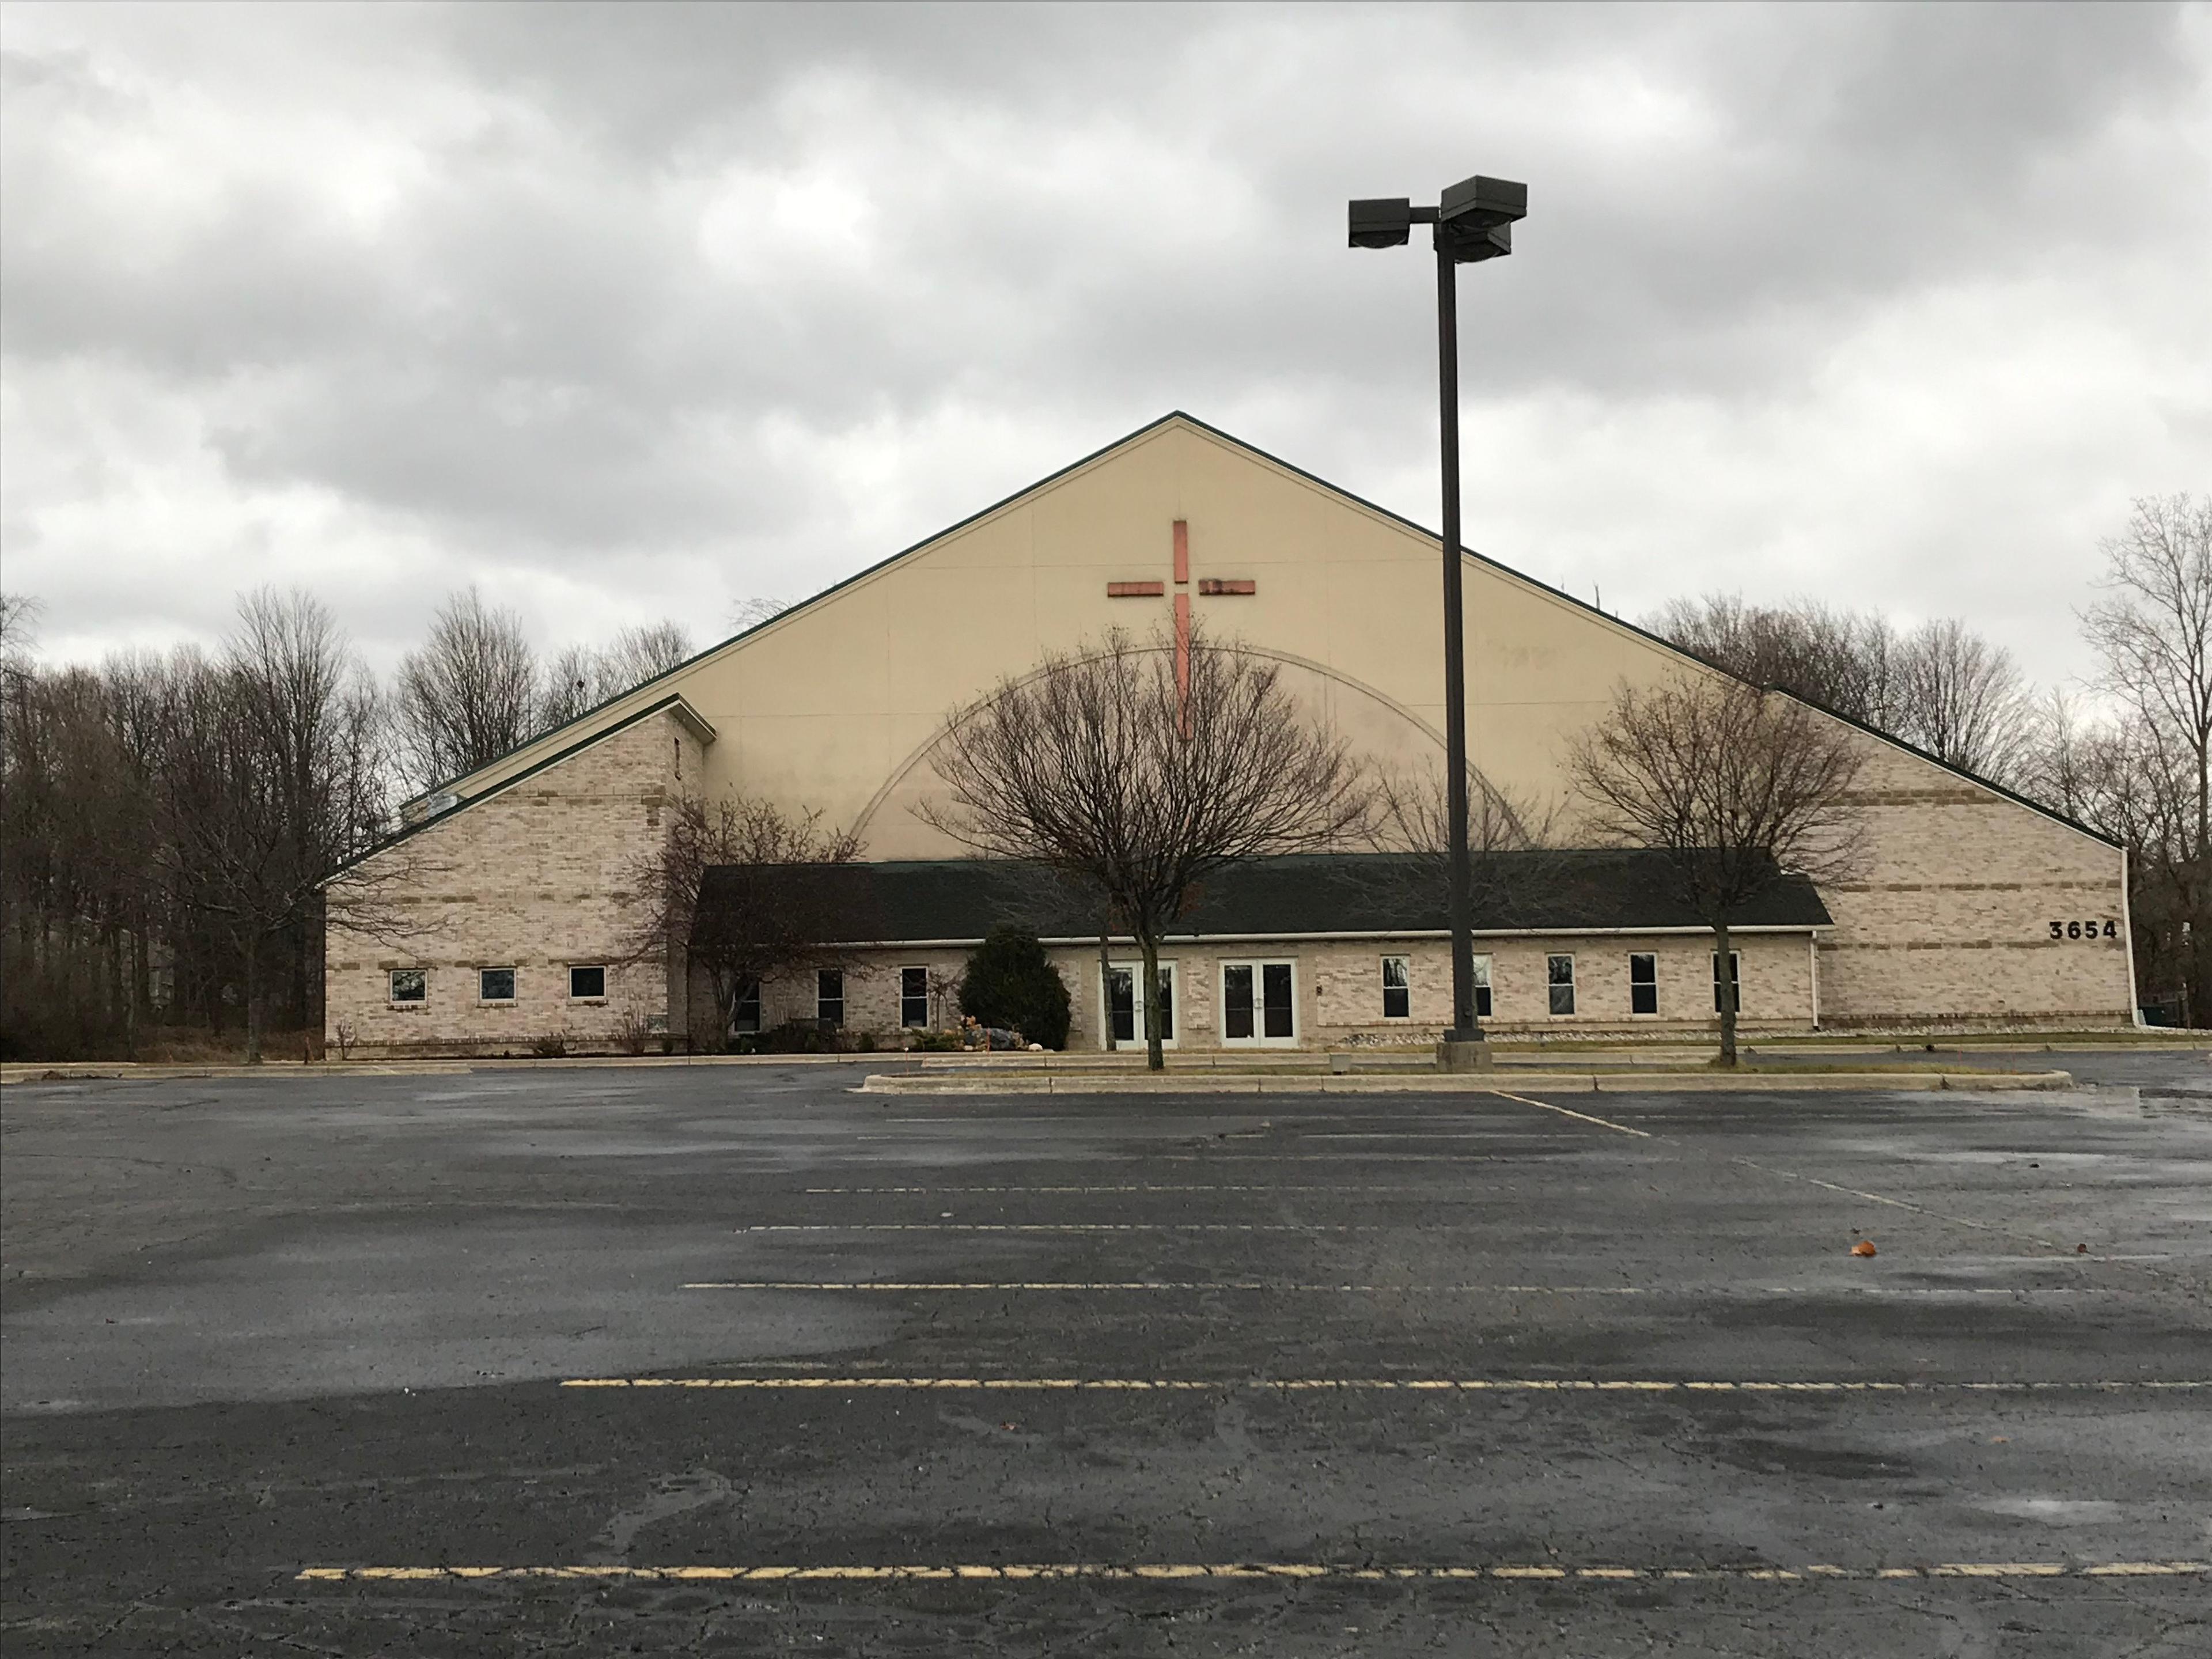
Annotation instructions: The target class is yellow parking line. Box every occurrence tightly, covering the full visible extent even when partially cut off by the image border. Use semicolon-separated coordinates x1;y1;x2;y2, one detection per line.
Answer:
300;1560;2211;1585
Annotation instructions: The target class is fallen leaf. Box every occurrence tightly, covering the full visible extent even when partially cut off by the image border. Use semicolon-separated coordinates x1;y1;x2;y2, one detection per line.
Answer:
2076;1243;2088;1254
1851;1240;1878;1257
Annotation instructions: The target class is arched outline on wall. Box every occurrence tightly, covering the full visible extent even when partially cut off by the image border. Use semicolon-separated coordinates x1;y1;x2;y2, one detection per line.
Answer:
849;643;1453;846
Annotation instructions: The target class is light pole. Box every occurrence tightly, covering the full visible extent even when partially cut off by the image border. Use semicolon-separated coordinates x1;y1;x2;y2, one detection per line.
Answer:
1350;175;1527;1072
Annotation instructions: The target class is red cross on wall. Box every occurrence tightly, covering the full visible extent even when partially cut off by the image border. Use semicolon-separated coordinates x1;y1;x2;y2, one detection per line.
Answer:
1106;520;1255;724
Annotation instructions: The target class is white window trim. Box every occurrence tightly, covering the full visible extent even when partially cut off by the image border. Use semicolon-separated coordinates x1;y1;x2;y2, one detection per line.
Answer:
1472;953;1494;1020
1546;953;1577;1018
479;966;517;1005
817;967;846;1028
898;965;930;1029
1380;955;1411;1021
1628;952;1659;1018
389;968;427;1007
567;964;608;1002
1219;959;1299;1047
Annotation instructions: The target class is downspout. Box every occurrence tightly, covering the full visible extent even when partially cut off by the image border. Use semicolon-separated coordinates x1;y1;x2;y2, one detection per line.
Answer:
1809;932;1821;1031
2121;843;2145;1028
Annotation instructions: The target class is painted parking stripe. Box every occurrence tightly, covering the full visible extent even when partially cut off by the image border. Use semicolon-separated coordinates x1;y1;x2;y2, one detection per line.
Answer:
560;1376;2208;1393
298;1560;2209;1584
1487;1088;1652;1137
679;1280;2108;1296
800;1185;1471;1194
734;1224;1434;1233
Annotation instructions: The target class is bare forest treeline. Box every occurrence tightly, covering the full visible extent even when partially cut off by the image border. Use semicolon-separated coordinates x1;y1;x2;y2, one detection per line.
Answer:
2;496;2203;1056
0;586;692;1060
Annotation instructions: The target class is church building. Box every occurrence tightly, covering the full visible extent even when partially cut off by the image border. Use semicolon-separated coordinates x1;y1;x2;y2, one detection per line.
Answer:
323;414;2138;1056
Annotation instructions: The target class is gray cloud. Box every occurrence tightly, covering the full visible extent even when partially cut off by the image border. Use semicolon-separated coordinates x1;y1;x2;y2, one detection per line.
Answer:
2;1;2205;681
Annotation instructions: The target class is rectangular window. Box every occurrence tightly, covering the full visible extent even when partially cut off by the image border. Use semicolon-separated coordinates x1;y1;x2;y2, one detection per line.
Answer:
817;968;844;1029
1472;953;1493;1018
1381;955;1410;1020
480;967;516;1003
389;968;426;1004
1547;954;1576;1017
732;978;762;1035
900;966;929;1028
1630;953;1658;1016
569;965;607;1000
1713;951;1742;1014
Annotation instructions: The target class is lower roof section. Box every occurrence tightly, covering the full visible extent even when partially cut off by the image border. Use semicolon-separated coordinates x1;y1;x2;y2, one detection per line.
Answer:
691;851;1832;950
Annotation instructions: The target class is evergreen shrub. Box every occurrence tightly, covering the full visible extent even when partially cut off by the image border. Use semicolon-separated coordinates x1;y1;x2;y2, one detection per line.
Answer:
958;927;1071;1049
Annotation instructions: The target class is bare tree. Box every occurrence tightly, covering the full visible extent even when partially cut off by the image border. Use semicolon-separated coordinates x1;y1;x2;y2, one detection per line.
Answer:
1569;675;1865;1066
922;624;1369;1070
392;588;539;790
729;596;792;632
1646;594;1906;729
1893;618;2033;781
1650;594;2035;779
2082;493;2212;1021
627;796;862;1048
540;622;695;729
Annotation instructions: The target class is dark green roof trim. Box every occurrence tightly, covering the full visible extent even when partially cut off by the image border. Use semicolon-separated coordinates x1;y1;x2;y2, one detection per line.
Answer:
403;408;2119;853
694;851;1834;948
321;694;692;884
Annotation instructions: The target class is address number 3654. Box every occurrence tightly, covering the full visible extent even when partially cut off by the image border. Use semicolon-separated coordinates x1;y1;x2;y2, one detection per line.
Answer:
2048;919;2119;940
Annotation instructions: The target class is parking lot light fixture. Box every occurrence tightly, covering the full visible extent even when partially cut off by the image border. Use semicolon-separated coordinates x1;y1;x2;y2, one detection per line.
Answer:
1348;173;1527;1069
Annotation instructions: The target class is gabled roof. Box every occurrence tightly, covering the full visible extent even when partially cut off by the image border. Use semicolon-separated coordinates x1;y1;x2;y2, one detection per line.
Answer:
396;408;2120;853
693;851;1834;947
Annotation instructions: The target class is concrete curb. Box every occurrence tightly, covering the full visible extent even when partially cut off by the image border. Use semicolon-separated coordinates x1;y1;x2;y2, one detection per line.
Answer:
857;1070;2075;1096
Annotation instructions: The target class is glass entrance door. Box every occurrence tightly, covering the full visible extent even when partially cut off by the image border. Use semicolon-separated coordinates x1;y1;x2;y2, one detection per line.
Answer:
1221;960;1297;1046
1103;961;1176;1048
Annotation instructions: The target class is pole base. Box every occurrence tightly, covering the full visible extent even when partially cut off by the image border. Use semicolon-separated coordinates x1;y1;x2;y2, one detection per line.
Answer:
1435;1038;1494;1074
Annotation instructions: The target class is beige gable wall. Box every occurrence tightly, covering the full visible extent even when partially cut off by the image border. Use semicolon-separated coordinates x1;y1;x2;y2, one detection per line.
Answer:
368;415;2133;1041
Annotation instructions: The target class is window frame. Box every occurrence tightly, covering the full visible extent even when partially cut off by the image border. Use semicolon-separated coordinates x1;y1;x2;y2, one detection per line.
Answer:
899;966;930;1029
1380;955;1410;1021
1546;953;1577;1017
732;976;762;1035
1471;953;1493;1019
389;968;427;1005
568;964;607;1001
1628;952;1658;1017
479;966;517;1005
817;967;845;1030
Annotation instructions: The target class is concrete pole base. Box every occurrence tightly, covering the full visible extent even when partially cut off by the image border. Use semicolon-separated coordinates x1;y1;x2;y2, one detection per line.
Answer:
1435;1039;1495;1073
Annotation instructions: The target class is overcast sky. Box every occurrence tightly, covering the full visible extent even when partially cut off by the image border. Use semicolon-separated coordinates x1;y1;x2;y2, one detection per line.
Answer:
3;2;2206;687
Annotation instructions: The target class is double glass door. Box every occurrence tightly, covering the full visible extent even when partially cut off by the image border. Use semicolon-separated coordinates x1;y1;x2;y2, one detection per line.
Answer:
1105;961;1176;1048
1222;960;1296;1045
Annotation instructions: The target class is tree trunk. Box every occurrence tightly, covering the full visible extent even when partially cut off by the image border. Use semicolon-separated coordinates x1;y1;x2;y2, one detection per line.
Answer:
1139;931;1164;1073
1714;917;1737;1068
1099;925;1115;1052
243;934;264;1065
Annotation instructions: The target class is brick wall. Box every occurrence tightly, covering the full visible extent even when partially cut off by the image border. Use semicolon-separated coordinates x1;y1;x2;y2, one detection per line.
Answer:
325;711;698;1058
702;931;1817;1051
1815;730;2134;1029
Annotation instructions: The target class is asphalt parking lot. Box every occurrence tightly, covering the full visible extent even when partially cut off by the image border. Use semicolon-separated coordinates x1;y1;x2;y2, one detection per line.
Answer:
3;1051;2207;1657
